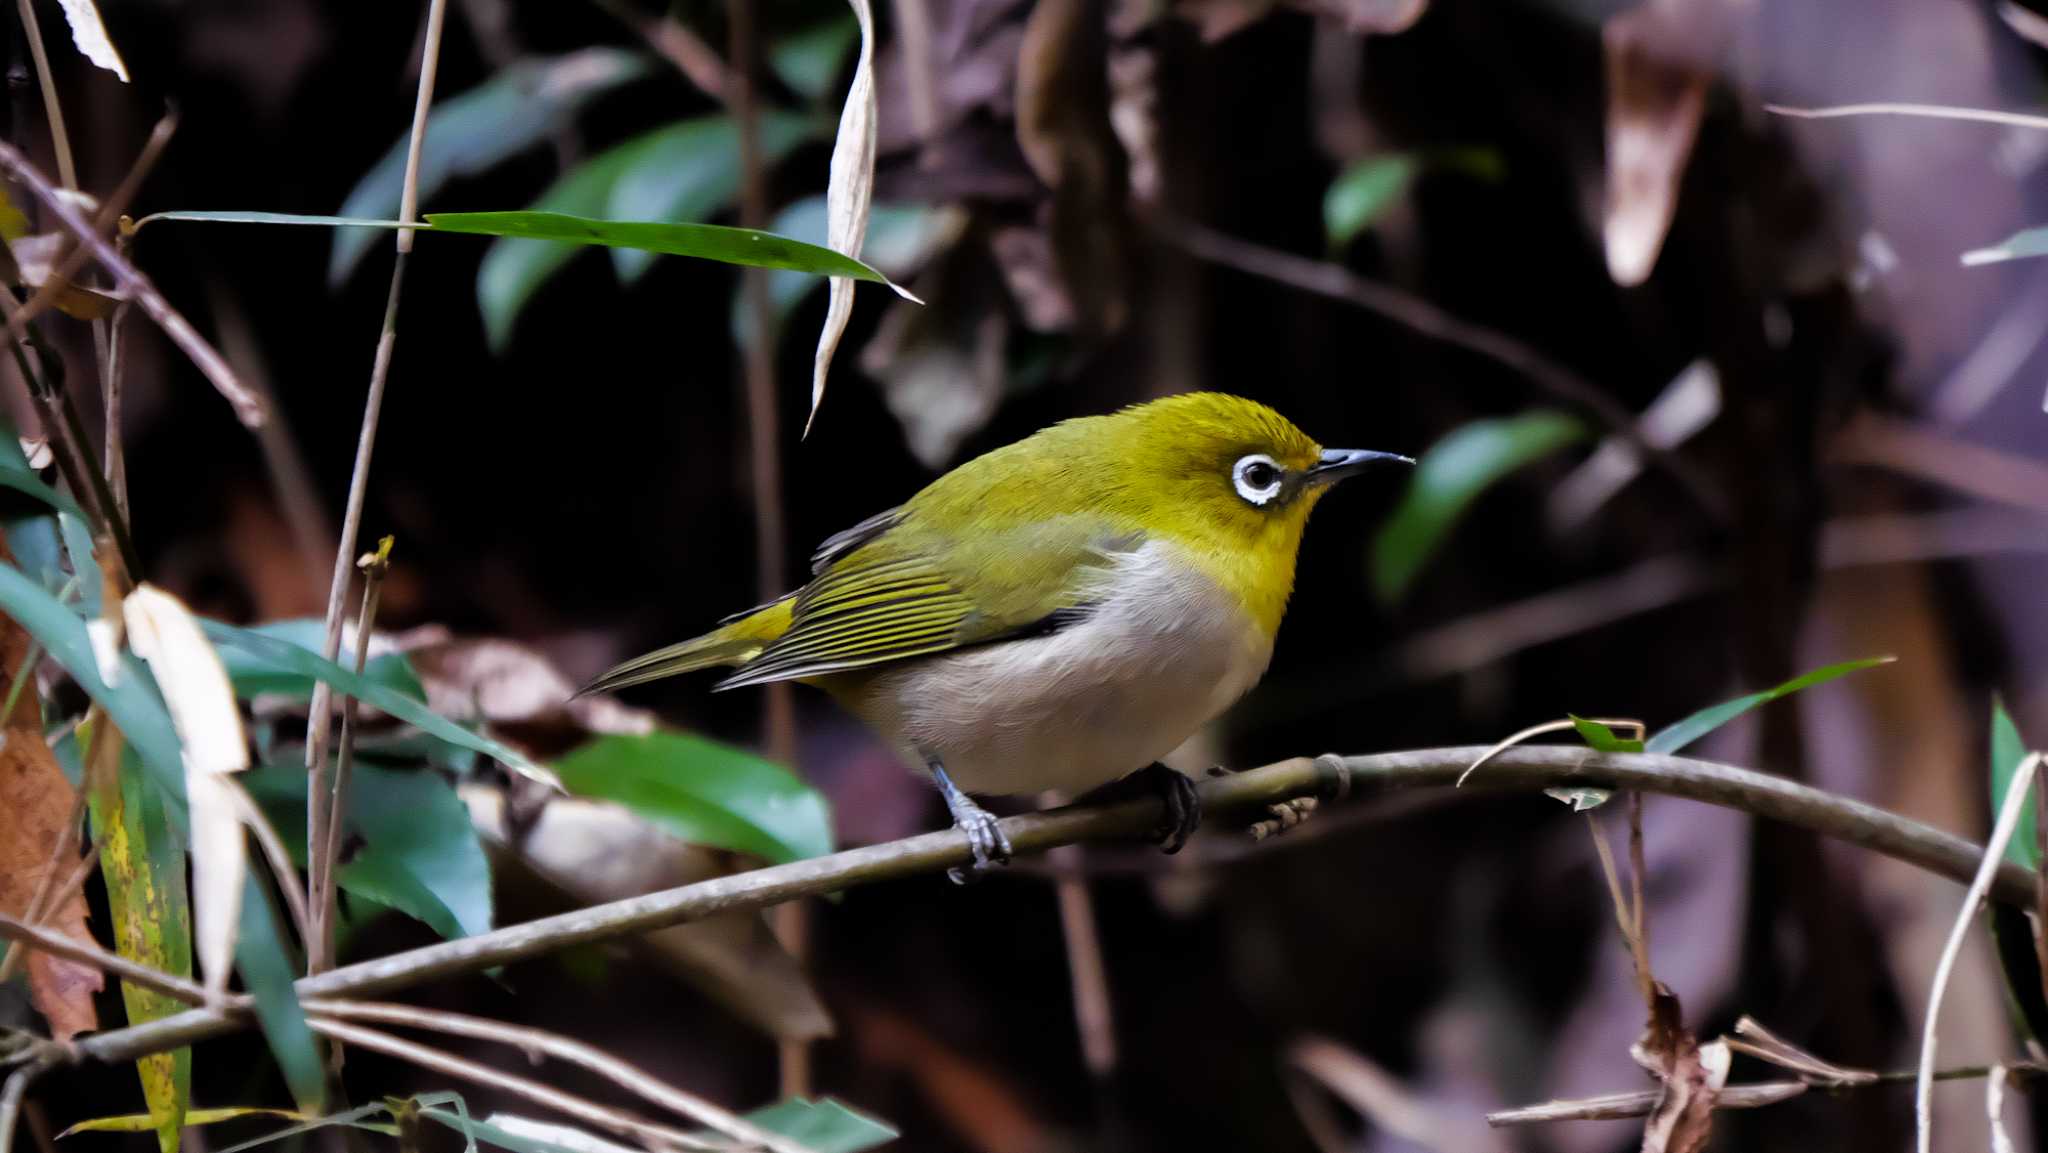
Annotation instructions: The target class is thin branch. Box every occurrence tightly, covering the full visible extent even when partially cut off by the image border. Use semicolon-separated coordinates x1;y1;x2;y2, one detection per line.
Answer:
0;914;211;1007
0;142;263;426
588;0;728;98
1918;751;2041;1153
1489;1063;2048;1126
312;539;392;974
99;302;131;518
1766;102;2048;132
12;0;75;190
1147;211;1730;524
303;1001;815;1153
227;783;314;949
5;113;177;340
305;0;448;980
63;747;2043;1069
0;1056;58;1153
301;1018;728;1153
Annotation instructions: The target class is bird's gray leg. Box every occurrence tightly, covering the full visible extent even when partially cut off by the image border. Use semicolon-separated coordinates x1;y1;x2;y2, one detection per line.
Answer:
930;761;1012;884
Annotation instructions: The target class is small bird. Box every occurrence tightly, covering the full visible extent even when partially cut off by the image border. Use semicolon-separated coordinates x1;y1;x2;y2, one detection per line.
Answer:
581;393;1409;878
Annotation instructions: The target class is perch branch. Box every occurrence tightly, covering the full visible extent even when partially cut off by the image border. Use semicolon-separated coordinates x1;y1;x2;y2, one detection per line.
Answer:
52;747;2038;1069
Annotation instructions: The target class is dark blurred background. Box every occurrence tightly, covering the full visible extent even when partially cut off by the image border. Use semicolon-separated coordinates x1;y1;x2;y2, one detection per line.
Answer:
14;0;2048;1150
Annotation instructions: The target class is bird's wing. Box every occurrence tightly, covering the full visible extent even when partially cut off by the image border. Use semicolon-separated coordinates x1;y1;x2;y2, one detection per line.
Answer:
714;514;1134;690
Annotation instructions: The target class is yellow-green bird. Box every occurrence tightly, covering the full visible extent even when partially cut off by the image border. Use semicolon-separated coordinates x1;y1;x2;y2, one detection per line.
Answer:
581;392;1409;878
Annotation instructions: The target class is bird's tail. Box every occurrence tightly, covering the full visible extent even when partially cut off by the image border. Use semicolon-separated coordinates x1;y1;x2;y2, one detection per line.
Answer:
576;595;796;697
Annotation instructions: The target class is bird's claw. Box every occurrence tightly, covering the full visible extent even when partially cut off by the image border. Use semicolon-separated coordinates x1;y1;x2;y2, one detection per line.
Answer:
947;808;1013;885
1144;764;1202;854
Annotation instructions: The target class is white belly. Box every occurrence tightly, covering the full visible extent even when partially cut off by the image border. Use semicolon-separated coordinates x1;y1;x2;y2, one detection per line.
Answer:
835;541;1273;796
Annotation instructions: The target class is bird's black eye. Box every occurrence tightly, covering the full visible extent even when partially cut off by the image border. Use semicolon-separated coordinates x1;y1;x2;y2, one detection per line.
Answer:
1232;453;1285;505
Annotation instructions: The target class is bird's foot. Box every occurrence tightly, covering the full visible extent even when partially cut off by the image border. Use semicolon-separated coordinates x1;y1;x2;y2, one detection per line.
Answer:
931;762;1012;884
1074;762;1203;854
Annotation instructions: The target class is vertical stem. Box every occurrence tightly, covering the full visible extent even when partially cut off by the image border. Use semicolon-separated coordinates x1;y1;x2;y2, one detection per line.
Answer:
313;539;392;975
726;0;806;1097
306;0;448;975
11;0;72;191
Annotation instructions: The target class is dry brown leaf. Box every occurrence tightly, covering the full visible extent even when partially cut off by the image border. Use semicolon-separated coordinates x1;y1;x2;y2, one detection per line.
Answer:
1633;985;1728;1153
1601;1;1715;287
403;636;654;754
0;528;101;1039
810;0;884;433
463;785;831;1042
124;584;250;997
1;234;126;319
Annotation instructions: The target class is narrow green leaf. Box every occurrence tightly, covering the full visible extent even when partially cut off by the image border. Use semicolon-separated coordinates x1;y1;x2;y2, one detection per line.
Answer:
238;763;490;942
235;873;323;1111
211;1103;397;1153
1369;411;1585;603
212;619;424;702
1644;656;1896;756
1569;715;1644;754
58;512;102;617
88;752;193;1153
1543;787;1614;811
330;49;652;282
63;1107;313;1137
418;1108;597;1153
200;620;551;786
133;212;409;233
339;764;491;939
554;731;833;864
1963;225;2048;267
771;17;860;102
742;1098;897;1153
0;560;184;799
0;438;88;522
1324;154;1418;250
441;212;890;276
1991;698;2036;871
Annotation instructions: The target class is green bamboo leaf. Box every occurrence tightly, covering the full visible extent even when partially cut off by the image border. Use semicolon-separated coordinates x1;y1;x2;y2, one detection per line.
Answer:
732;198;959;349
200;620;553;787
0;560;184;799
239;763;491;942
329;49;652;283
211;1103;398;1153
1644;656;1896;756
1963;225;2048;267
62;1107;313;1137
87;747;193;1153
1990;698;2036;870
235;872;323;1111
132;212;410;232
743;1099;897;1153
1324;154;1418;250
211;619;424;702
553;731;832;864
0;438;87;522
1569;715;1644;754
1370;411;1586;603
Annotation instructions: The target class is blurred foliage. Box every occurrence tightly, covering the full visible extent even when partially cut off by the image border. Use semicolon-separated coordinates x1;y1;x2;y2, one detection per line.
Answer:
553;731;834;864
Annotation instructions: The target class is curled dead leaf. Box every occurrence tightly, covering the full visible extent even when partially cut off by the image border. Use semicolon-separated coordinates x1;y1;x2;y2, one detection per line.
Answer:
1601;1;1720;286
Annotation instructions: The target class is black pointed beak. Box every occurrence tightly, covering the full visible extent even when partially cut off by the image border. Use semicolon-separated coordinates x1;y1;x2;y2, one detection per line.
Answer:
1307;447;1413;485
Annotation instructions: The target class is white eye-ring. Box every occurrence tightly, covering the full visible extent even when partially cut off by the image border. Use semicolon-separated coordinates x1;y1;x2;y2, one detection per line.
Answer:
1232;453;1285;505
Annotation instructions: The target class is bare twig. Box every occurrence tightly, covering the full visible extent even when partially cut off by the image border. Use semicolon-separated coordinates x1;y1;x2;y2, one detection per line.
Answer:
12;0;75;190
305;0;448;978
1834;413;2048;516
304;1001;815;1153
589;0;728;97
312;538;393;974
1147;211;1729;523
1918;751;2042;1153
63;747;2043;1069
0;1056;59;1153
1048;838;1116;1077
0;914;211;1007
5;114;177;340
97;303;131;518
0;142;263;426
227;783;314;949
1766;101;2048;132
1489;1063;2048;1126
301;1018;728;1153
